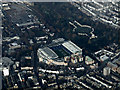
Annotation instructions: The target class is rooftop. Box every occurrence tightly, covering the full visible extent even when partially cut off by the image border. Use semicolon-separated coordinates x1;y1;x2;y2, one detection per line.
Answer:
2;57;14;67
100;55;109;61
86;56;93;62
62;41;82;54
38;47;58;60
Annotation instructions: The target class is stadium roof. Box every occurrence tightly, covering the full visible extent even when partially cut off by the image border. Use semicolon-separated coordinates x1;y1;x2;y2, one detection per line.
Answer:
38;47;58;59
62;41;82;54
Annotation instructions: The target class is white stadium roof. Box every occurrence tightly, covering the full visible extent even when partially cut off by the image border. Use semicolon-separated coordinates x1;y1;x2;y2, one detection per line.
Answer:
62;41;82;54
38;47;58;59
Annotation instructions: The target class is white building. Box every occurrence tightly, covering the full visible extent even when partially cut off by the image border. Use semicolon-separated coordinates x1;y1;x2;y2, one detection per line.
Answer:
103;67;110;76
3;67;9;76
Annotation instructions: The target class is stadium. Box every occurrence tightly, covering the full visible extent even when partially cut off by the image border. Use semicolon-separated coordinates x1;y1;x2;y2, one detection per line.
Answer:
37;39;83;66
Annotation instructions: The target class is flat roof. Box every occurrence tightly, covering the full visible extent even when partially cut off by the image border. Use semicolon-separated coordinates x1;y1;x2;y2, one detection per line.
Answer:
62;41;82;54
3;68;9;76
